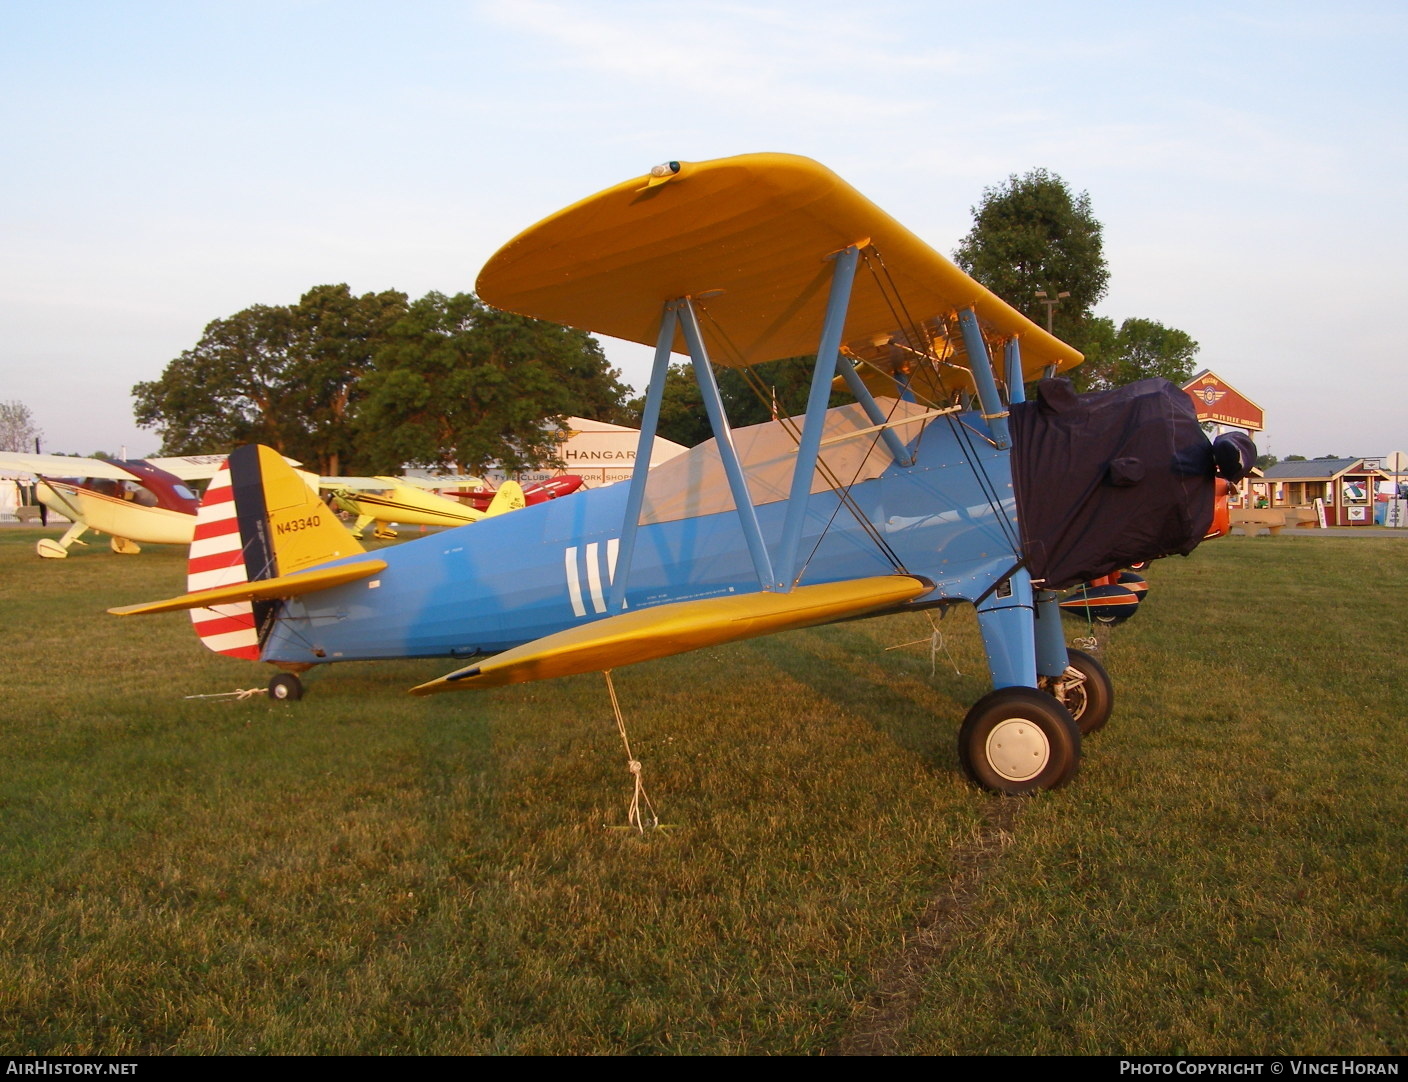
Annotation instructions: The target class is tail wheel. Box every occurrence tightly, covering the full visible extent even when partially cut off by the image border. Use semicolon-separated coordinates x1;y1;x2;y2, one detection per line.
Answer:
958;687;1081;795
268;673;304;702
1040;648;1113;735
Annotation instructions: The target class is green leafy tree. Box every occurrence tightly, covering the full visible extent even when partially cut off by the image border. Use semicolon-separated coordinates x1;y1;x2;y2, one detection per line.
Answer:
720;356;849;427
133;302;297;454
628;363;710;448
354;292;629;474
627;356;846;448
133;285;408;474
953;168;1110;351
1078;317;1200;392
953;169;1205;393
288;284;409;475
0;400;42;453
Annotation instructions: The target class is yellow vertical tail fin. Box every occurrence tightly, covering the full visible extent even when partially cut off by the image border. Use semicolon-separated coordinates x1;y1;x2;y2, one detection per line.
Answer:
186;445;364;659
484;480;526;518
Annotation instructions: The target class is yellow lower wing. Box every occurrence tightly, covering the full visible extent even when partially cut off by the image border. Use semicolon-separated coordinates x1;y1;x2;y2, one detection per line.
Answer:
410;575;932;695
109;560;388;616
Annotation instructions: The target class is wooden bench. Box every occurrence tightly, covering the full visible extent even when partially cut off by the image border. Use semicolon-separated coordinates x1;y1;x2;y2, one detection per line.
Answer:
14;506;42;523
1230;510;1287;536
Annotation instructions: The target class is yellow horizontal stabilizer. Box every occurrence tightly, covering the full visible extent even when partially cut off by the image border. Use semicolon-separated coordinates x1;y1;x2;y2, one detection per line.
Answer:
109;560;388;616
410;575;932;695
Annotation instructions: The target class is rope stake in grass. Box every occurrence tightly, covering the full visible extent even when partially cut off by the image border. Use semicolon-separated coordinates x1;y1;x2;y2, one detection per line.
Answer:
604;670;661;833
182;688;268;701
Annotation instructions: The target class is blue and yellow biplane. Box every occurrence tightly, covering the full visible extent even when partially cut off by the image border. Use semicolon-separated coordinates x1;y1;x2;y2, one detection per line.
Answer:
113;154;1246;794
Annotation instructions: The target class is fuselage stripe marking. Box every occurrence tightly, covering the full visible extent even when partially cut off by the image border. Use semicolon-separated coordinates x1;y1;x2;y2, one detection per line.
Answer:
585;541;605;614
565;545;586;618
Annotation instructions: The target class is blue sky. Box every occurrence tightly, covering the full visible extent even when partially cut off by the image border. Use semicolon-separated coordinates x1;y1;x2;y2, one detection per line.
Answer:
3;0;1404;460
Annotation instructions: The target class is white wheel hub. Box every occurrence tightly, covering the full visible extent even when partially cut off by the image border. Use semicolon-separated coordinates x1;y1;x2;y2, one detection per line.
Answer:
985;718;1050;782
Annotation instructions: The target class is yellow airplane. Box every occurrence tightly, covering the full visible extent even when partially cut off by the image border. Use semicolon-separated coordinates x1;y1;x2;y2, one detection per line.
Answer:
322;476;525;539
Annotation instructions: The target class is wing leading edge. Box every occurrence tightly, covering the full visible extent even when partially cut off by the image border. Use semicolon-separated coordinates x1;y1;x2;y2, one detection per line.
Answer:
410;574;933;695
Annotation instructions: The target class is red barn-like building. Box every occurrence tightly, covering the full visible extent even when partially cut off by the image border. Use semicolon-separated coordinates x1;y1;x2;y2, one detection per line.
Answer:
1182;370;1265;433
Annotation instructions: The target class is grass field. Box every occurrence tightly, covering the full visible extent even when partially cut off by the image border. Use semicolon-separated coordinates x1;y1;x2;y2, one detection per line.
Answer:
0;527;1403;1055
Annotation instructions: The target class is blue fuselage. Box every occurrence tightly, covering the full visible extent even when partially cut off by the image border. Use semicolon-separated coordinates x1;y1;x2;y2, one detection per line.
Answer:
264;412;1021;668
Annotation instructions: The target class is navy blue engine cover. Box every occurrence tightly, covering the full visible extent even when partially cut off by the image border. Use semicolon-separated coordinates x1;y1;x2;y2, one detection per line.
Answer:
1009;378;1215;591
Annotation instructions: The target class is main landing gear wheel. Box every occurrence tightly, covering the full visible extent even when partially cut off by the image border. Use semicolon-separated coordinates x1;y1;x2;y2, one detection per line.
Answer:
268;673;304;702
1040;648;1113;736
958;687;1081;795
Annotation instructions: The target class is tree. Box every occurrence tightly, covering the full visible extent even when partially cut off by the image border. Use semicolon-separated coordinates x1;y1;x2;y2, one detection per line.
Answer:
287;284;409;475
134;302;298;455
628;363;711;448
720;356;849;428
953;169;1200;393
135;284;628;475
354;292;629;474
1077;317;1200;392
953;168;1109;350
133;285;408;474
0;400;42;453
624;356;847;448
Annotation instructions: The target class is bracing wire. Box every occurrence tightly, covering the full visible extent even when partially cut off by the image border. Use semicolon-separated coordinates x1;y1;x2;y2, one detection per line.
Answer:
692;303;908;578
683;242;1028;584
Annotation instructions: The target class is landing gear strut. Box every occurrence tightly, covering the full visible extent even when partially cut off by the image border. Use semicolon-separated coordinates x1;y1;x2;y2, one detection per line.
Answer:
1039;648;1113;735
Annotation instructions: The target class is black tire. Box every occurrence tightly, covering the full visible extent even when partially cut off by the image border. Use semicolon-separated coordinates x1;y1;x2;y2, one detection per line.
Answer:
268;673;303;702
958;687;1081;795
1042;648;1113;736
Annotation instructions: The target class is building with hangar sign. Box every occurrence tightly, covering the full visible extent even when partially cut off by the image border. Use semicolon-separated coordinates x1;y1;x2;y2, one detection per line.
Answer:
511;416;688;487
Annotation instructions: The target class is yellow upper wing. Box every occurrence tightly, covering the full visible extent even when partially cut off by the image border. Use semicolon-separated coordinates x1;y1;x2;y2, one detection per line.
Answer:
476;153;1081;386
